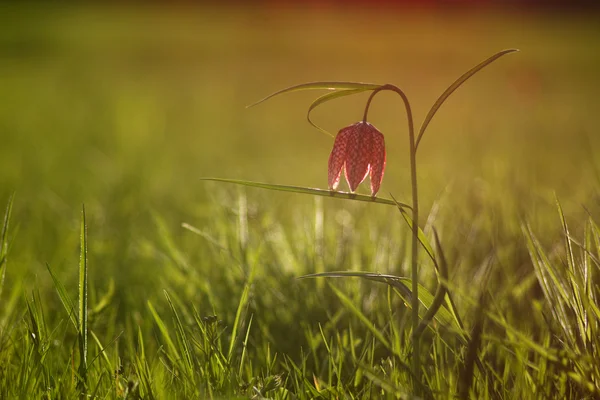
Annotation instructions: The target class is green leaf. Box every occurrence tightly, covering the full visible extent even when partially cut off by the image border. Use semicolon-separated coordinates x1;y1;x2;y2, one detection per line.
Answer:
300;271;462;333
247;81;381;108
25;290;46;349
389;194;435;261
307;88;375;137
415;49;519;150
523;222;575;345
148;300;181;363
484;308;562;363
46;262;78;329
164;291;195;381
89;330;113;372
200;178;411;209
228;270;253;362
556;197;587;343
359;362;415;397
238;314;253;377
327;283;391;349
78;205;89;393
0;193;14;299
90;279;114;317
415;229;449;338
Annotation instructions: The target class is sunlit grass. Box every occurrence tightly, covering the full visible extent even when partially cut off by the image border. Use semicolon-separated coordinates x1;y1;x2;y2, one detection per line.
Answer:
0;3;599;398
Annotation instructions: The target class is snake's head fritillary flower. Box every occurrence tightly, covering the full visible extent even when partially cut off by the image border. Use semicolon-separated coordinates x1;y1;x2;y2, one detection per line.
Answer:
328;121;386;196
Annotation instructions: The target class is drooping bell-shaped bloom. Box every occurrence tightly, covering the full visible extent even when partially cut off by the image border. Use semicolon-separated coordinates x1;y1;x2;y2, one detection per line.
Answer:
328;121;386;196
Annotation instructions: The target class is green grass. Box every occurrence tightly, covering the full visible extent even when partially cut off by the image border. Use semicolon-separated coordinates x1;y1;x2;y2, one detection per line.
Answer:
1;3;600;398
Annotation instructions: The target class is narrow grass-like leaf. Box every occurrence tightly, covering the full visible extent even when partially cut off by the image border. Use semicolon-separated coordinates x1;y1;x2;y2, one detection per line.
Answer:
89;372;105;400
0;276;21;328
484;311;561;363
301;271;409;298
556;197;587;343
134;327;156;400
23;290;52;392
25;292;44;349
415;49;519;150
359;363;413;398
181;222;240;267
153;212;190;272
583;222;593;300
201;178;411;209
390;194;434;261
228;278;252;362
415;229;449;337
0;193;14;299
327;283;391;349
247;81;381;108
239;314;253;377
284;355;323;398
77;205;88;393
148;300;180;363
89;330;113;372
458;292;486;400
556;197;576;272
45;263;78;330
523;222;575;345
307;88;374;137
164;291;195;385
90;279;114;317
300;272;461;333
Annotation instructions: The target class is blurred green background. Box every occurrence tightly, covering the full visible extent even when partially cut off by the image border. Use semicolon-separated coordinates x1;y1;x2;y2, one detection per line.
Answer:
1;3;599;309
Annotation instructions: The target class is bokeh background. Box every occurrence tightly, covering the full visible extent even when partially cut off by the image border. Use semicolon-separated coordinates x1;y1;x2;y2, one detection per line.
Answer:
1;1;599;311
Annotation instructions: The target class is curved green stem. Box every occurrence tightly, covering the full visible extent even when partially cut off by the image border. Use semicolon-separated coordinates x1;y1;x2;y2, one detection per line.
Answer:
364;84;421;390
415;229;448;337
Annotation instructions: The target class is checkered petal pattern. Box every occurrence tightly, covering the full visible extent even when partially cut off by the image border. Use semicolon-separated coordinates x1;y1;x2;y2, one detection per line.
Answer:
327;121;386;196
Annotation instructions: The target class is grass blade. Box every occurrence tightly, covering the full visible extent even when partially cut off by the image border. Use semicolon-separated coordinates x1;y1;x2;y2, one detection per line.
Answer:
307;88;374;137
458;293;486;400
201;178;411;209
77;205;89;394
523;222;575;344
327;283;391;349
300;271;462;333
238;314;253;378
89;330;113;372
164;291;195;385
148;300;181;364
228;275;253;362
393;195;466;334
556;197;587;342
46;262;78;329
390;194;434;261
247;81;381;108
0;193;14;299
415;49;519;150
415;229;449;337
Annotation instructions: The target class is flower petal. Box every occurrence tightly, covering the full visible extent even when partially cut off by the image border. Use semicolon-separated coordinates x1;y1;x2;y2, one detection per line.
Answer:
369;127;386;196
344;122;372;192
328;125;354;190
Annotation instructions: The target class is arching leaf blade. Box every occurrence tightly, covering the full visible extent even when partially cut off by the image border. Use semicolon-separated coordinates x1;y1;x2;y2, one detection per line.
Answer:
328;283;391;349
247;81;381;108
389;193;435;262
416;49;519;150
307;88;376;137
201;178;411;209
300;271;462;333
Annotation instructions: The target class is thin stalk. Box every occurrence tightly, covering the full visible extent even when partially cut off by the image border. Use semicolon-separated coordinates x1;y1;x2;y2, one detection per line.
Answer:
364;84;420;390
78;205;88;395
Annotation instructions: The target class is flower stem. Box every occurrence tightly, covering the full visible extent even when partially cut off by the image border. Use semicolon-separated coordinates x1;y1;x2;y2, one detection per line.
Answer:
364;84;420;391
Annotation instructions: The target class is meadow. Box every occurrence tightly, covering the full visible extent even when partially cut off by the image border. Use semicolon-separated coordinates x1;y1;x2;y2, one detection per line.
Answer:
1;4;600;398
